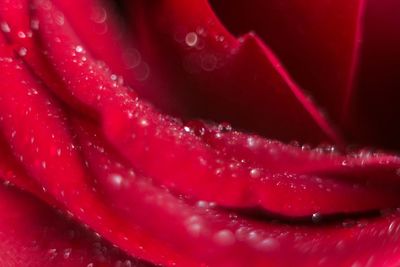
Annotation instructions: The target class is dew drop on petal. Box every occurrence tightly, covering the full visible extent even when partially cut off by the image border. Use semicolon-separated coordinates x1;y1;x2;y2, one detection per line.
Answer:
75;45;84;53
139;118;149;127
312;212;322;223
18;47;28;57
0;21;10;33
216;34;225;42
185;32;198;47
17;31;26;39
250;168;261;178
90;7;107;24
63;248;72;259
213;229;235;246
196;200;209;208
53;11;65;25
109;173;123;187
257;237;280;251
247;137;257;148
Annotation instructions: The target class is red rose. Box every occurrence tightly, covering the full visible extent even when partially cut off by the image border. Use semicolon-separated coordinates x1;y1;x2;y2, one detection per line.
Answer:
0;0;399;266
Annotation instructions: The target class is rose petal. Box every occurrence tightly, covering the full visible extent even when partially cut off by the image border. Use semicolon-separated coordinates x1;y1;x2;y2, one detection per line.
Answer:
73;117;400;267
0;2;399;266
209;0;365;124
344;0;400;150
32;1;400;217
0;35;190;266
0;183;147;267
0;0;98;116
124;0;342;144
51;0;143;88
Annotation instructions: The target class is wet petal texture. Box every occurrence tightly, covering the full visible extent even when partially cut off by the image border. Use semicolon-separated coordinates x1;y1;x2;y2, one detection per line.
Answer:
32;0;400;217
125;0;342;145
0;183;147;267
0;0;398;266
210;0;400;150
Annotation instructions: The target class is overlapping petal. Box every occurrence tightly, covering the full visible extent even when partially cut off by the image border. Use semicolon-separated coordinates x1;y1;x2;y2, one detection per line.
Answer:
124;0;342;145
31;0;400;217
209;0;365;123
0;183;147;267
0;0;398;266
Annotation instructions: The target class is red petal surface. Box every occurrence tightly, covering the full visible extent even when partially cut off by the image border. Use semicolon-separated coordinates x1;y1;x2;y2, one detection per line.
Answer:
0;0;398;266
125;0;342;145
51;0;146;89
0;38;194;266
0;0;96;115
32;0;400;217
210;0;400;151
344;0;400;150
0;183;147;267
209;0;365;123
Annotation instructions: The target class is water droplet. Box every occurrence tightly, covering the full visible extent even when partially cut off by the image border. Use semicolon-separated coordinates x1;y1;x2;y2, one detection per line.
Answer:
216;35;225;42
311;212;322;223
18;47;27;57
75;45;84;53
196;200;209;208
213;229;235;246
185;215;203;236
47;248;58;260
109;173;123;187
17;31;26;38
247;137;257;147
63;248;72;259
139;118;149;127
388;221;397;234
235;227;249;241
250;168;261;178
90;7;107;23
257;237;280;251
247;230;263;243
185;32;198;47
0;22;10;33
196;26;206;36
